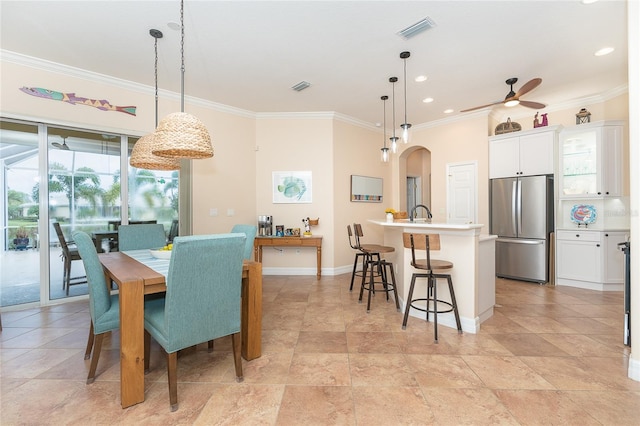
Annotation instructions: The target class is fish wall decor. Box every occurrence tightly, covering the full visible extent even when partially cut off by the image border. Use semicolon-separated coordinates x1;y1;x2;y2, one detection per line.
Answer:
20;87;136;116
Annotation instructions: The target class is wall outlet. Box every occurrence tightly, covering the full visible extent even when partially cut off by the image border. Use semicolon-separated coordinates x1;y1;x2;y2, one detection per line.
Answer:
295;249;301;255
227;208;234;216
209;208;218;217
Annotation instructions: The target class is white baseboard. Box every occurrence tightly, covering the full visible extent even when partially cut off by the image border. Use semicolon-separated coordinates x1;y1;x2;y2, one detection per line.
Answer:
260;264;354;276
629;356;640;382
556;278;623;291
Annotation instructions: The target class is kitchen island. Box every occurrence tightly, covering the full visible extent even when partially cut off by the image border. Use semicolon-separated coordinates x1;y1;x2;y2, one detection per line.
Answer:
369;220;497;333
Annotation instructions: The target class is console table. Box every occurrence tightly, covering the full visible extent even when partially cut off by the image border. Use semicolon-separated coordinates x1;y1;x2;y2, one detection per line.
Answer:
254;235;322;279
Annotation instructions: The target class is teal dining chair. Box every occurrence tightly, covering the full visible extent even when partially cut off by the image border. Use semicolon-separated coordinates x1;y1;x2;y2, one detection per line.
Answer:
118;223;167;251
143;233;246;411
72;230;121;384
230;224;257;260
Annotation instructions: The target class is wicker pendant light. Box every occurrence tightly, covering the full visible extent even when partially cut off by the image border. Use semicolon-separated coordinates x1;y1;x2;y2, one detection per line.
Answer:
130;29;180;171
152;0;213;159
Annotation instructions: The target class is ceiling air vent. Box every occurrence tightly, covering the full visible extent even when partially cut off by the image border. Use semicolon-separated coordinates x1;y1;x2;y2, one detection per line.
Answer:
397;17;436;40
292;81;311;92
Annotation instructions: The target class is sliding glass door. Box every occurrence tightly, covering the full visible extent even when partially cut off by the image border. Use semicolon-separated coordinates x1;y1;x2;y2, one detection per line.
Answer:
0;121;41;306
46;127;122;299
0;119;179;308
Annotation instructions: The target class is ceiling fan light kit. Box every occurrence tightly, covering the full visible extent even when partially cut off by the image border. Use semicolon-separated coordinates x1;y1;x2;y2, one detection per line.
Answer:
461;77;546;113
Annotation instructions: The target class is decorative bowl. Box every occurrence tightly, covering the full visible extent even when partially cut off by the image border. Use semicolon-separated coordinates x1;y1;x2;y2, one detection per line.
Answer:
149;249;172;260
570;204;597;225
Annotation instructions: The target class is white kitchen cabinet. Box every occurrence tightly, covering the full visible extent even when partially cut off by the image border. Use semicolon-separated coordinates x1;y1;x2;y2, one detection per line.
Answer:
556;230;627;291
558;121;624;198
489;126;559;178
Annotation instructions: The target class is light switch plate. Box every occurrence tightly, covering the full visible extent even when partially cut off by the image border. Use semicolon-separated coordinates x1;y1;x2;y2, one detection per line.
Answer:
209;208;218;217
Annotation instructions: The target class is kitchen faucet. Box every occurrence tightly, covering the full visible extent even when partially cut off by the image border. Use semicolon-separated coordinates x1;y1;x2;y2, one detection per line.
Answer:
410;204;433;222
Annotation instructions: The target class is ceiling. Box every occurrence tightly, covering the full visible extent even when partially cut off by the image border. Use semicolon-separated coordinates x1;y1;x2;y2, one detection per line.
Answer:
0;1;629;127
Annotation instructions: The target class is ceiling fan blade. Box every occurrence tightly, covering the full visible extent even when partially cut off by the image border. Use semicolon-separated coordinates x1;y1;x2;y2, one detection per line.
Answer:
514;78;542;98
460;101;502;113
519;100;547;109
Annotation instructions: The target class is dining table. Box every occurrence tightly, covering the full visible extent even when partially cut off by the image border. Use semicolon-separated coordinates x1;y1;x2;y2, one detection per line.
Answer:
98;250;262;409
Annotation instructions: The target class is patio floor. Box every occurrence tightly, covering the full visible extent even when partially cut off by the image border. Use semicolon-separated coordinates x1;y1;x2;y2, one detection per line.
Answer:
0;247;88;307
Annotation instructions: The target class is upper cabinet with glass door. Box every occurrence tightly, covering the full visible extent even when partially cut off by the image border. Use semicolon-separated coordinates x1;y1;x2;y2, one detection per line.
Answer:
558;120;624;198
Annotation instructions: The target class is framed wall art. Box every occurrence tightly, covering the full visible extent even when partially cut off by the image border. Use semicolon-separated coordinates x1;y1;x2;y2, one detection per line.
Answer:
272;171;312;203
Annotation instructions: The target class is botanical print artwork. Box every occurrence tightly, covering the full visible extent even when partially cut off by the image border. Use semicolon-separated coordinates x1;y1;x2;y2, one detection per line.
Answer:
273;171;312;203
20;87;137;116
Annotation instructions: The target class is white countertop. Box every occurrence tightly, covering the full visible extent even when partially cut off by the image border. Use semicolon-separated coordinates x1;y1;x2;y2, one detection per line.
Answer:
369;219;484;231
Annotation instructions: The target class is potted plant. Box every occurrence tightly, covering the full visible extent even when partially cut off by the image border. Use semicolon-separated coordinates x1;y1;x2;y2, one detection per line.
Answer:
13;226;30;250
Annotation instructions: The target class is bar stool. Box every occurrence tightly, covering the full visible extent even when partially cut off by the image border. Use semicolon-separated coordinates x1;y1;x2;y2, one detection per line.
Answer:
354;224;399;312
401;233;462;342
347;225;370;291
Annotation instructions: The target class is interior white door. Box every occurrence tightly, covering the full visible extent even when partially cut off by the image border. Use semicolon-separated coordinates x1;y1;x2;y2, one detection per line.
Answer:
447;161;477;224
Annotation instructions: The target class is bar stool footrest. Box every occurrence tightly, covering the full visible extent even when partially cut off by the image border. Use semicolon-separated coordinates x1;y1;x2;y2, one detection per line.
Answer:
407;298;456;315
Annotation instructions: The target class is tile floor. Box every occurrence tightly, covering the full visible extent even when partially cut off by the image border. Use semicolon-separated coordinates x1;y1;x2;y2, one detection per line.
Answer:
1;274;639;425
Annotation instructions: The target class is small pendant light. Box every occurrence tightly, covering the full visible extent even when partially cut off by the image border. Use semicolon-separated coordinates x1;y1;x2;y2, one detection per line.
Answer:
153;0;214;159
400;51;412;144
389;77;399;153
129;29;180;171
380;95;389;163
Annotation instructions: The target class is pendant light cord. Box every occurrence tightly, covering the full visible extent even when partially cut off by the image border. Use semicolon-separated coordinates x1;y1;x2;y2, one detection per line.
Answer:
382;96;387;148
391;80;396;138
180;0;185;113
403;59;407;124
154;33;159;127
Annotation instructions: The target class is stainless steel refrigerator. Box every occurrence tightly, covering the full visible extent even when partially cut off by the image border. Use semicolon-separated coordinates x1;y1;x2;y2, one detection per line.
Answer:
490;175;554;283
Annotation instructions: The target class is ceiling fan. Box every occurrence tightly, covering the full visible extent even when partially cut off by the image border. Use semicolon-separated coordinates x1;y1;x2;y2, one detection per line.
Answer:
461;77;546;112
51;136;70;150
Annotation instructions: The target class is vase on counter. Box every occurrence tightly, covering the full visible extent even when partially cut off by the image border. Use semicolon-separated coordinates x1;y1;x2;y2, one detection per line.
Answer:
386;213;394;222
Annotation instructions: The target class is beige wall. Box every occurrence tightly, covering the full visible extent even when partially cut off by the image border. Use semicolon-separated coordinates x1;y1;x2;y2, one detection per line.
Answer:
332;119;390;271
395;115;490;230
255;116;335;271
191;113;256;235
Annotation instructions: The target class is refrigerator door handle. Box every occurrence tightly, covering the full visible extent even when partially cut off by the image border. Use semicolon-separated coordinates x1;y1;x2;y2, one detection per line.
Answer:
511;180;517;236
516;179;522;236
496;238;545;245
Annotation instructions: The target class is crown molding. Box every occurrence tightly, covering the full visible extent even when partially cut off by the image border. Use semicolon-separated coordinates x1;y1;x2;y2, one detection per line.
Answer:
1;50;257;119
2;50;628;130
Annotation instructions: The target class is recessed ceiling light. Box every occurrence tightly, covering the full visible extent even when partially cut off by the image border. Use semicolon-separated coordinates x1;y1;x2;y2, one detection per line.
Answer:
422;97;434;103
581;0;598;4
415;75;428;83
443;109;454;114
594;47;614;56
